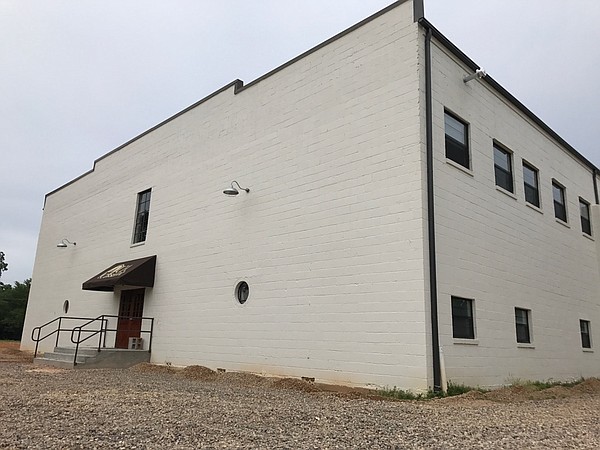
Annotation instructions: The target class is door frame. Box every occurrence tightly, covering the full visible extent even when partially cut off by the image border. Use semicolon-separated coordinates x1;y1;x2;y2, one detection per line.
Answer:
115;288;145;349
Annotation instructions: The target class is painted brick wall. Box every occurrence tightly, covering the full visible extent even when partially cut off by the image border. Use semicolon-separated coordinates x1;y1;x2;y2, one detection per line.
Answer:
428;38;600;387
22;1;431;389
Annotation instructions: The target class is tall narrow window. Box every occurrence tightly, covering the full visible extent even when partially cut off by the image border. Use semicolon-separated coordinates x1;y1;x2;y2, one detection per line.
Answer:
579;198;591;235
552;181;567;222
580;320;591;349
132;189;152;244
515;307;531;344
444;111;470;169
451;296;475;339
494;144;513;193
523;162;540;207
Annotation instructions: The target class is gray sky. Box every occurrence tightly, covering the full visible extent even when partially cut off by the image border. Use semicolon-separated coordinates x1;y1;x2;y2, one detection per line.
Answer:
1;1;599;285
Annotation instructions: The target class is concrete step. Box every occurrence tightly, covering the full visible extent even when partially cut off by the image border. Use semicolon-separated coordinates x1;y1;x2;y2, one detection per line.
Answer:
33;346;98;367
53;347;99;357
40;352;88;364
34;348;150;369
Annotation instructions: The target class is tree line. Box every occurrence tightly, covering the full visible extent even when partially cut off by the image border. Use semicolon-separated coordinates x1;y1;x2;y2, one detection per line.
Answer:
0;251;30;340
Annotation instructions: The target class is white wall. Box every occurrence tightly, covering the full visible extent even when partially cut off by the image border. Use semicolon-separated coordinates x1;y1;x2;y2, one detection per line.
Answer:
22;1;432;390
429;38;600;387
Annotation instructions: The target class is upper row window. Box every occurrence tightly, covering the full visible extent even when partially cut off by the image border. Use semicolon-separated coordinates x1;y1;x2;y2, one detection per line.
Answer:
494;144;514;193
552;181;567;222
444;111;470;170
133;189;152;244
522;162;540;208
445;108;593;236
580;198;592;236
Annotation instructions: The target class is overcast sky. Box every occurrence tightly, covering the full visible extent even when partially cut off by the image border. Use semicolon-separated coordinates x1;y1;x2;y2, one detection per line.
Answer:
1;0;599;285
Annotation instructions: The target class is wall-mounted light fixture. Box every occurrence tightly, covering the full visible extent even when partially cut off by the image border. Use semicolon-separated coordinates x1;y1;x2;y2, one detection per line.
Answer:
463;68;487;83
56;239;76;248
223;181;250;196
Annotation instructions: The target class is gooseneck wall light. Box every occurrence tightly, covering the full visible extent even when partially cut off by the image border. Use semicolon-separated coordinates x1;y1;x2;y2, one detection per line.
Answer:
56;239;76;248
223;181;250;196
463;68;487;83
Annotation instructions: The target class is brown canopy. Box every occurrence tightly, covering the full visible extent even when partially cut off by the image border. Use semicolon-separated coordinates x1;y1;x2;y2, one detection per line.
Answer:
82;255;156;292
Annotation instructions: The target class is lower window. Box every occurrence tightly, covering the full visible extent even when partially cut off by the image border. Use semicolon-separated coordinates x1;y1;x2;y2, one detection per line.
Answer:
580;320;592;349
515;307;531;344
451;296;475;339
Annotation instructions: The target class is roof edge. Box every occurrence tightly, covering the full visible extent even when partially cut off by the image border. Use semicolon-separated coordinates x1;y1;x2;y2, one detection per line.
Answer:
44;79;244;204
418;18;597;172
44;1;416;204
237;0;413;93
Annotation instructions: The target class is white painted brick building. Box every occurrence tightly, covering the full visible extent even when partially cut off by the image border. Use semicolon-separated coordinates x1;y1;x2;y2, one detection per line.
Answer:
21;0;599;391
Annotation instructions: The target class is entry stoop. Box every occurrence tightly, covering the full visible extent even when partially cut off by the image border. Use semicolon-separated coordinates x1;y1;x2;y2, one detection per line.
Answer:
34;347;150;369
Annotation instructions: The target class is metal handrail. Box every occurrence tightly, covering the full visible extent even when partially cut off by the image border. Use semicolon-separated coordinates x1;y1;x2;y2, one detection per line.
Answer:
70;315;106;364
31;316;103;358
31;314;155;365
70;314;154;366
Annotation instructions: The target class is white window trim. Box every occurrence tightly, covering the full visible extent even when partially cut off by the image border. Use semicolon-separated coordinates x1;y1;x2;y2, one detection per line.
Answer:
453;338;479;346
525;202;543;214
496;185;518;200
446;158;474;176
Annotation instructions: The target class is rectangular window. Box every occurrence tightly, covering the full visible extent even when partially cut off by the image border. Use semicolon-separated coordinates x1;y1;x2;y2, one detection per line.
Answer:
552;181;567;222
515;307;531;344
523;162;540;207
494;144;514;193
445;111;470;169
132;189;152;244
580;320;592;349
579;198;592;235
451;296;475;339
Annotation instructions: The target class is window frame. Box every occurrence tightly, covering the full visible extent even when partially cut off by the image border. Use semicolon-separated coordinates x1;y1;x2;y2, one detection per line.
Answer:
515;307;532;344
522;161;540;208
579;197;592;236
451;296;475;340
444;110;470;170
552;180;567;222
132;189;152;244
580;320;592;349
493;142;514;193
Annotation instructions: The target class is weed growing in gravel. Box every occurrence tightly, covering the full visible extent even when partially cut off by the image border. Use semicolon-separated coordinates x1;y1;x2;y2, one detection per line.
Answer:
509;377;585;390
378;381;485;400
446;381;487;396
379;377;592;402
377;386;425;400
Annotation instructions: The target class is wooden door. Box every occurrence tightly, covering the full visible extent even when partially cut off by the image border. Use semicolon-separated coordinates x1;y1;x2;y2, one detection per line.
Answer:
115;289;144;349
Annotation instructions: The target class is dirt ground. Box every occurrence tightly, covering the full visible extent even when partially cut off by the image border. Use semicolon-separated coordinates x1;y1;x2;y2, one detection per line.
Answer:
0;340;33;363
2;340;599;402
1;341;599;449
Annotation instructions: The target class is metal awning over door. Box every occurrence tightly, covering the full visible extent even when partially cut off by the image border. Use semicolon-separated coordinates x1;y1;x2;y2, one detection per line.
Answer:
82;255;157;292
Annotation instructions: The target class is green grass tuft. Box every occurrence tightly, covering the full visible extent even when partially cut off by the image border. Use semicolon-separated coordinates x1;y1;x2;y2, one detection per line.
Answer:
446;381;486;396
378;381;486;400
379;377;585;402
510;377;585;390
377;386;424;400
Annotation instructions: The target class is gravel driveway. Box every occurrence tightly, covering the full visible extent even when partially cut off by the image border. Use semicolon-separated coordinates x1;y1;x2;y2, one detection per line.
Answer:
1;360;599;449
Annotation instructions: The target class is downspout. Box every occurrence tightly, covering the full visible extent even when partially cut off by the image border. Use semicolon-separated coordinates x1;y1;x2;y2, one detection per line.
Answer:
593;169;599;205
423;24;442;392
